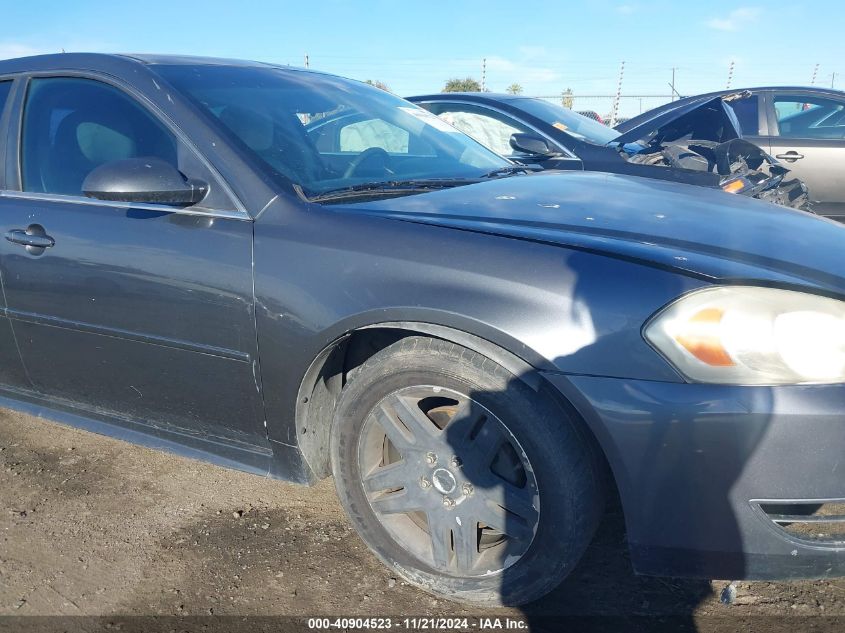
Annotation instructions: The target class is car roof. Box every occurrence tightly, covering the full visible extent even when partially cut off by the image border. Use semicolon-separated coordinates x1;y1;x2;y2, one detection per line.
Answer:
408;92;542;103
0;52;314;77
615;86;845;133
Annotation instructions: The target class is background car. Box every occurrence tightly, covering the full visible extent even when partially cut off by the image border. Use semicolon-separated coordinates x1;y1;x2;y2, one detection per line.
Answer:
408;92;809;211
618;87;845;221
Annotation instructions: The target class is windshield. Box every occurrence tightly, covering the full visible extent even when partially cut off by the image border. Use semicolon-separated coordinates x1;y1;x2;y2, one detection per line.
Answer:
153;65;508;197
507;97;621;146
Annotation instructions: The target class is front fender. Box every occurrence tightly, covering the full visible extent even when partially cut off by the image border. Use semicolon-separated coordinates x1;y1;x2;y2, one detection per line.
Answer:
254;201;703;446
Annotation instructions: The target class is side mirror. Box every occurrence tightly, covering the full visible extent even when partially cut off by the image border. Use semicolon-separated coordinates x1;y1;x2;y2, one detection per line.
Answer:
509;133;556;157
82;157;208;207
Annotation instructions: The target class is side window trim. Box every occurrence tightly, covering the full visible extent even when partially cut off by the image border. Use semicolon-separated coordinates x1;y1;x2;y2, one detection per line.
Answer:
1;76;27;191
9;71;248;218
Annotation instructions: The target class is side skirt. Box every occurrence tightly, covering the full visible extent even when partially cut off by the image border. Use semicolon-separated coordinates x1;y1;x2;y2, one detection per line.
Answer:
0;386;315;484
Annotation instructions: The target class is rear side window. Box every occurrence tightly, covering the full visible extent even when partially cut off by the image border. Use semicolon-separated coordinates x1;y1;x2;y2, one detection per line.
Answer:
726;95;759;135
0;81;11;116
21;77;178;196
0;81;12;179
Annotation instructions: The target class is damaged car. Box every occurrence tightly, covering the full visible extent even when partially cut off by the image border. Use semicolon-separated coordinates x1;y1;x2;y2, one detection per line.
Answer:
408;91;809;209
0;54;844;608
619;86;845;221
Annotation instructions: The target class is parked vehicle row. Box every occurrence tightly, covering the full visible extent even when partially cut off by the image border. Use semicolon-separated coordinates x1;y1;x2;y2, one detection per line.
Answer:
0;53;842;606
408;92;811;211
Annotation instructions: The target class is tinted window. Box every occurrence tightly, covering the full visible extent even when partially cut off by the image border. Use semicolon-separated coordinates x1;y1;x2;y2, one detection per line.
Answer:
154;65;506;197
0;81;11;117
506;97;620;145
422;103;533;156
0;81;12;179
21;78;178;195
726;95;759;135
774;95;845;139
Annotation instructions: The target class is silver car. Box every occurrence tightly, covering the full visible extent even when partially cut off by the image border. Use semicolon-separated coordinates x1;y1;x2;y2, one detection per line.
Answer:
618;87;845;221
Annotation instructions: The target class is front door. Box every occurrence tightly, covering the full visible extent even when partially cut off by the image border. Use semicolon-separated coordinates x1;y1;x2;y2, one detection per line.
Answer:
0;75;267;448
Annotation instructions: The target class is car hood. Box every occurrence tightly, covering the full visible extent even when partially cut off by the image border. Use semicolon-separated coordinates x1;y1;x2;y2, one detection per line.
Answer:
612;93;747;147
332;171;845;295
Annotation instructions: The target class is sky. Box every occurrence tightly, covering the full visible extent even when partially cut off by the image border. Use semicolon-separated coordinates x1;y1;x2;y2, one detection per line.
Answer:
2;0;842;117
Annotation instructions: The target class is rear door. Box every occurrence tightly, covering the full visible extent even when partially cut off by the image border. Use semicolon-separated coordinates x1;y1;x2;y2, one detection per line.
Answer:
0;73;268;448
766;92;845;220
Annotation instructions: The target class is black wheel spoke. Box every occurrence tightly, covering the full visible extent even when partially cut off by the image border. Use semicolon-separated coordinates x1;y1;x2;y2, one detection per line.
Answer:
374;402;415;451
370;490;422;516
469;420;504;469
444;400;486;448
363;461;412;494
475;499;534;541
479;483;538;526
453;518;479;573
389;393;439;441
427;512;453;568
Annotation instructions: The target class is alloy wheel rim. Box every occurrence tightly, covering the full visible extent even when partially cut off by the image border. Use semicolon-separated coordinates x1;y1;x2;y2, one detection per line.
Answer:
357;385;540;577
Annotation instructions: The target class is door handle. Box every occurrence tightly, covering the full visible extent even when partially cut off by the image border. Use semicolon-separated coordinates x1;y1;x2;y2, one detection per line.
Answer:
5;225;55;253
775;151;805;162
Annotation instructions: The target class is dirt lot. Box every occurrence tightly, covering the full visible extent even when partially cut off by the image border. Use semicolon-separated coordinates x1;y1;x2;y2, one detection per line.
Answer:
1;407;844;632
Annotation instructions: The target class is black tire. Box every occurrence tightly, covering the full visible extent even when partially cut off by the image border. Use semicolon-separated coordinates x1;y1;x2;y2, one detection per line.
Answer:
330;336;603;606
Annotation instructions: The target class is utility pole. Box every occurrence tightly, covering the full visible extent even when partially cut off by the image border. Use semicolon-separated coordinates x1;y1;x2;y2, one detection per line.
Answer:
726;60;735;89
304;54;309;69
481;58;487;92
833;72;837;89
670;67;678;101
610;60;625;127
811;63;819;86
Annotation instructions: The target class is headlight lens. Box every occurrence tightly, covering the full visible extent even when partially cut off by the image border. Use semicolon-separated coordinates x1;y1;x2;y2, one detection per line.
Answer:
644;286;845;385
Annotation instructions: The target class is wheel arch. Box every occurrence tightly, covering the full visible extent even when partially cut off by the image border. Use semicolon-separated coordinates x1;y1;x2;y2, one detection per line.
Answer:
293;321;613;494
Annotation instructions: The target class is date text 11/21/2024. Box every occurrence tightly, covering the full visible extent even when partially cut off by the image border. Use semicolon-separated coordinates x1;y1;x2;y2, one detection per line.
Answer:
306;617;528;629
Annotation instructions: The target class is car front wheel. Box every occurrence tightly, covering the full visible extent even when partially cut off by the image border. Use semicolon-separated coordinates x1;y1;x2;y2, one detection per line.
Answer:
330;336;603;605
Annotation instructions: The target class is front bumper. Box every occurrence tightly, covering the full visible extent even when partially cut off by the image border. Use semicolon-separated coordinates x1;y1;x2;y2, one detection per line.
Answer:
543;372;845;579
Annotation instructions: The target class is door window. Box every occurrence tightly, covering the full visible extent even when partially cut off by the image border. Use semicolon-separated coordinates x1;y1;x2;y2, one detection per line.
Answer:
21;77;179;196
424;103;535;157
773;95;845;139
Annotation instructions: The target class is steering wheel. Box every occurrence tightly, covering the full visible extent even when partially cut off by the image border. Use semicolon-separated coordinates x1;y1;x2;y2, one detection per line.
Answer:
343;147;393;178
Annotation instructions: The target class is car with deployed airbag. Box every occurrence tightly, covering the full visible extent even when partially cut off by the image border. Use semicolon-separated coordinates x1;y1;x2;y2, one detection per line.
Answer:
0;53;842;606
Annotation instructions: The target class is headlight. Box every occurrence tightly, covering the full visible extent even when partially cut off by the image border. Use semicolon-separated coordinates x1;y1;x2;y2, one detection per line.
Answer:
644;286;845;385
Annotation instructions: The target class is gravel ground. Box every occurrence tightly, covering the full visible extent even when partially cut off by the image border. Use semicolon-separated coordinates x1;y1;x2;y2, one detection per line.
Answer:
1;407;844;632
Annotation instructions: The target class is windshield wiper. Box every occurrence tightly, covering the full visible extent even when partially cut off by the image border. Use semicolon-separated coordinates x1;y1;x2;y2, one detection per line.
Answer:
303;167;541;203
478;165;543;178
304;178;478;203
